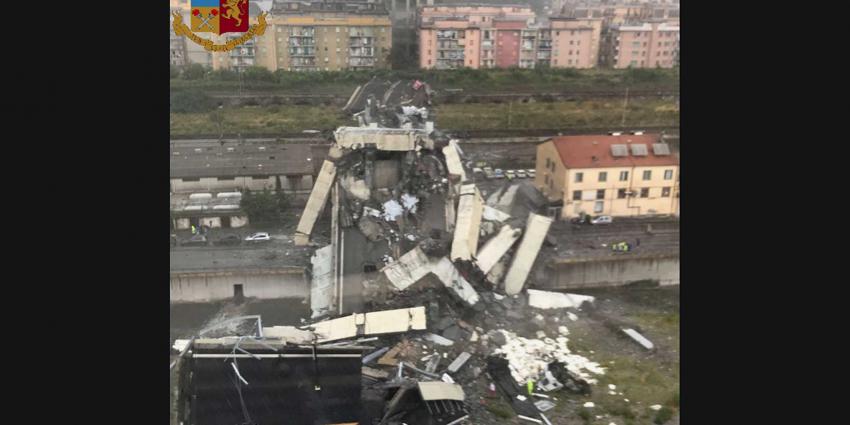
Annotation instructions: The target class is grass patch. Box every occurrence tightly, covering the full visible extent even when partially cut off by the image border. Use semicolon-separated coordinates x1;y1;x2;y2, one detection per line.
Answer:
170;98;679;137
484;399;515;419
654;406;675;424
577;407;592;424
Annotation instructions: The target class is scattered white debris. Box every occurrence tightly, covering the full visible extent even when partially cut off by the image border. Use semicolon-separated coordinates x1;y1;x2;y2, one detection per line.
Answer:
470;331;479;342
401;193;419;213
609;391;617;395
568;312;579;321
517;395;527;401
172;339;190;353
650;404;663;411
363;207;381;217
557;326;569;336
536;330;547;339
624;399;630;403
406;234;416;241
382;200;404;221
583;402;595;408
609;384;617;390
423;333;455;346
527;289;596;310
609;422;617;425
493;293;505;300
492;330;605;386
441;373;455;384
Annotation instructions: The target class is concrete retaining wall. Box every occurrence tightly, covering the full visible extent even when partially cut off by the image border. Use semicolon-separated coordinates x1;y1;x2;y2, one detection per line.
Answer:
542;254;679;289
170;268;309;302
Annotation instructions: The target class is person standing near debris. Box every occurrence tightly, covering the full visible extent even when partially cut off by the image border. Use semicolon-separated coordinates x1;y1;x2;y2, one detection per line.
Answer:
191;224;196;235
527;379;534;395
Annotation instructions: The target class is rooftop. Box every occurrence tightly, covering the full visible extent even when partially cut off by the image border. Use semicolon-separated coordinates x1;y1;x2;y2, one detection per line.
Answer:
548;133;679;169
170;139;316;179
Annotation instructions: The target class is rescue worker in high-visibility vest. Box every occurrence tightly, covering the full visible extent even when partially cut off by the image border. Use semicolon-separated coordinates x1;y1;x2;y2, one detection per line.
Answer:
191;224;196;235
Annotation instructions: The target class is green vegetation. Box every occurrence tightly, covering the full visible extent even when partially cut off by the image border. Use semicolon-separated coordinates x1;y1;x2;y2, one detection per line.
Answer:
577;407;592;423
484;399;514;419
170;98;678;137
170;90;217;113
170;66;679;95
240;190;290;224
654;406;675;424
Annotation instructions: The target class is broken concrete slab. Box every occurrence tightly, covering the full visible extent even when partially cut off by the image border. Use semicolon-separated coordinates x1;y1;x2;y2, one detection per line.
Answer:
310;245;335;319
362;366;390;380
260;326;315;344
334;127;429;151
339;175;370;201
504;213;554;295
442;139;467;183
295;160;337;245
483;205;512;222
486;184;520;214
307;306;427;343
382;247;432;290
431;257;481;306
450;184;484;261
527;289;596;310
362;347;390;364
534;399;556;412
622;328;655;351
447;352;472;373
476;224;522;274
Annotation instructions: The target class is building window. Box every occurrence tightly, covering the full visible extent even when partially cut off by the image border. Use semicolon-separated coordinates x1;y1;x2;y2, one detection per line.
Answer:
570;41;574;45
572;190;581;200
640;188;649;198
549;180;554;189
643;170;652;180
594;200;604;213
662;187;671;197
544;175;549;184
598;171;607;182
617;188;627;199
575;172;583;183
596;189;605;200
664;169;674;180
545;158;550;168
182;177;200;182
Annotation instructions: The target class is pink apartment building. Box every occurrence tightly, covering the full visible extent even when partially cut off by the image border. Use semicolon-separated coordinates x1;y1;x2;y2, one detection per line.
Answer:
418;4;603;69
607;21;679;68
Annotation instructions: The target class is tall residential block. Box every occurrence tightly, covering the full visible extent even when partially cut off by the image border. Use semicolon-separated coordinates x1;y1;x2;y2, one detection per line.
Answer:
418;4;602;69
604;21;679;68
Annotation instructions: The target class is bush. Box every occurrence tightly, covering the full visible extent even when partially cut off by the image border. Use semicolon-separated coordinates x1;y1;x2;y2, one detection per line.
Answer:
243;66;276;83
654;406;675;424
170;90;215;113
182;63;207;80
170;64;180;79
209;69;239;81
241;190;287;223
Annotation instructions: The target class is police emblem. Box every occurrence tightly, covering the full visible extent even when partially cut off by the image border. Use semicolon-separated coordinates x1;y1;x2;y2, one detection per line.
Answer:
173;0;267;52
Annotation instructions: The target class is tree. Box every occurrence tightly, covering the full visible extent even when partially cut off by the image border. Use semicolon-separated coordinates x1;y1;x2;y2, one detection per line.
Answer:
170;64;180;79
182;63;207;80
240;190;287;223
208;108;227;139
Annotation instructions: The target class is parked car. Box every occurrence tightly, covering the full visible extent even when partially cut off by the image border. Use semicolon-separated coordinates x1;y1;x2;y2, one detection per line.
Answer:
505;170;516;180
216;234;242;246
483;166;495;179
515;170;527;178
171;234;178;247
182;234;208;246
472;167;484;177
245;232;271;242
493;169;505;179
526;169;536;178
591;215;613;225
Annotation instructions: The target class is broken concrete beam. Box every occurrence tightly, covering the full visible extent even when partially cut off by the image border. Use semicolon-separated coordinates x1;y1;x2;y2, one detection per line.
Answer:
527;289;595;310
486;184;520;214
476;225;522;274
447;352;472;373
423;333;455;346
382;247;432;290
309;306;427;343
310;245;335;319
622;328;655;351
442;140;467;182
362;347;391;365
294;160;337;245
334;127;426;151
445;193;456;233
340;175;370;201
431;257;481;306
486;257;509;286
451;184;484;261
362;366;390;380
504;213;554;295
260;326;315;344
378;343;404;366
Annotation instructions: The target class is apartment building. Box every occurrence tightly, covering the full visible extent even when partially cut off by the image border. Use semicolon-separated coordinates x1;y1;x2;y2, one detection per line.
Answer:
169;0;213;67
535;133;679;219
604;20;679;68
419;4;602;69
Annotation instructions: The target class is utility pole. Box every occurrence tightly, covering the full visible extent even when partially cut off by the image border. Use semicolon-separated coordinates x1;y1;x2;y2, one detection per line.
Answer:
620;87;629;126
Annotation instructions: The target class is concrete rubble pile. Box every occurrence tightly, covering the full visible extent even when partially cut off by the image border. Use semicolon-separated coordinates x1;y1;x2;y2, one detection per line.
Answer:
275;80;614;423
